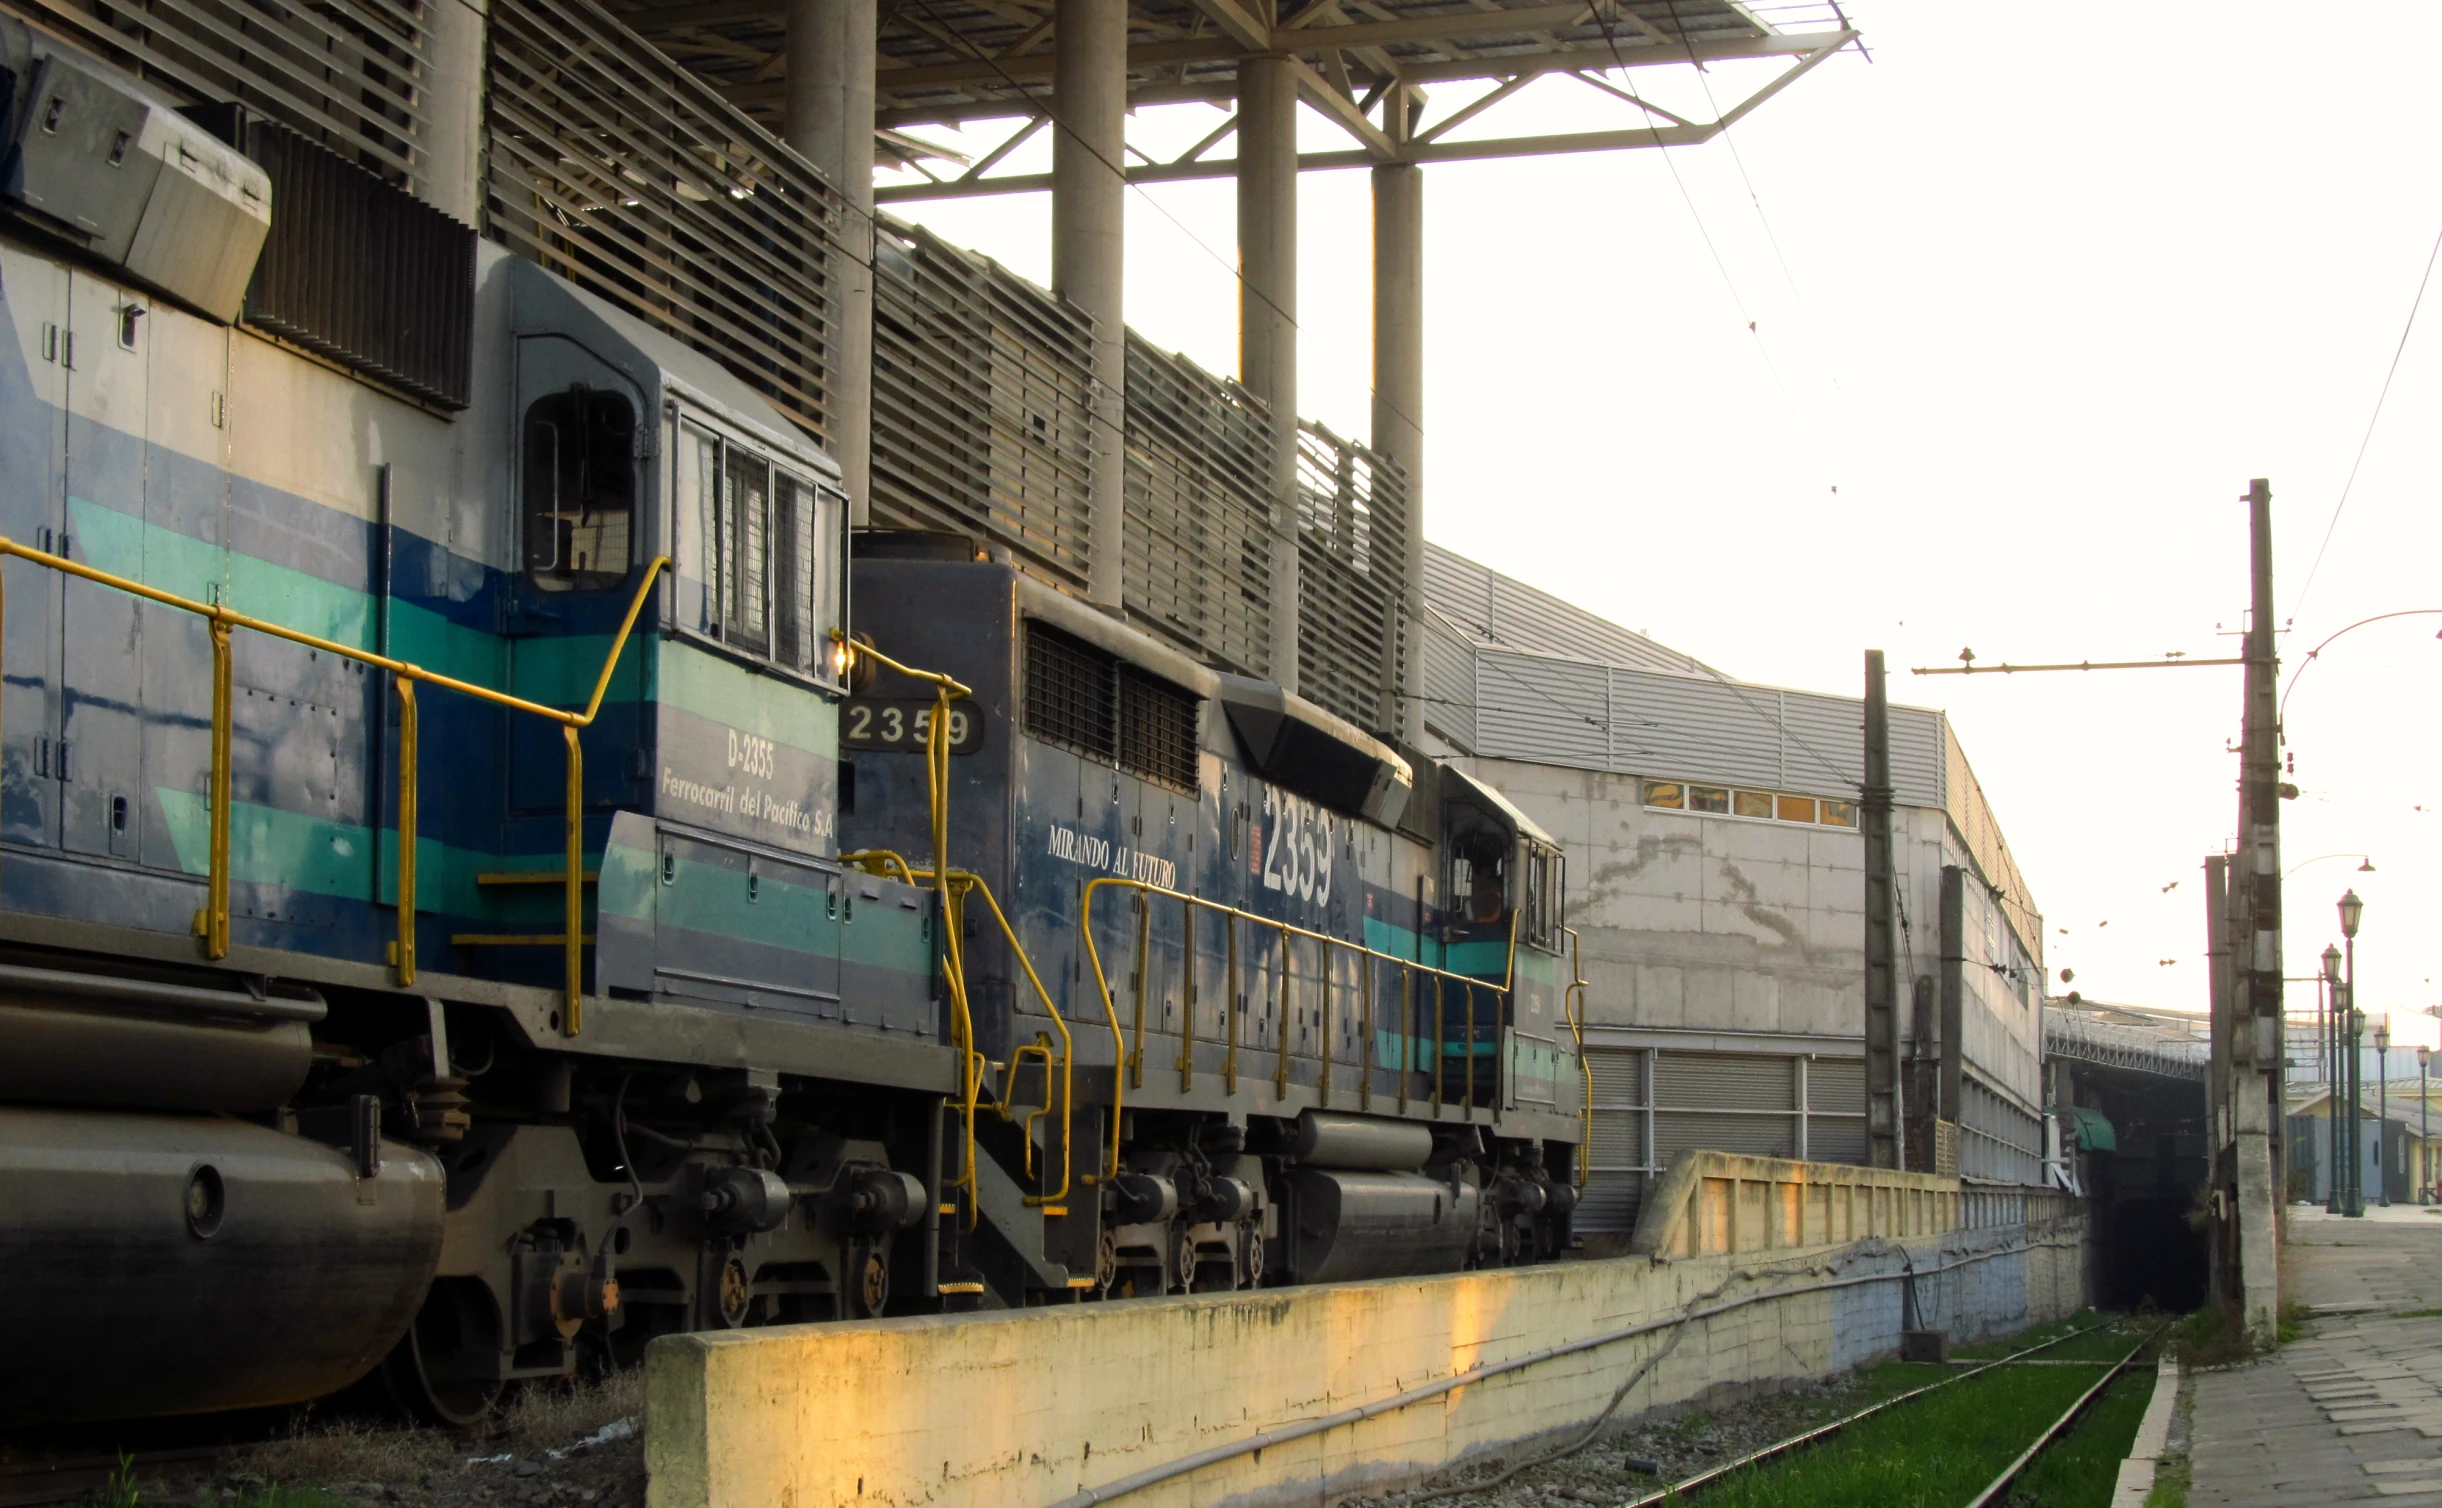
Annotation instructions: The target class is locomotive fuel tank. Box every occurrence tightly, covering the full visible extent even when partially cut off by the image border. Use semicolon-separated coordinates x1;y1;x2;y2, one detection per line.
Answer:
0;1107;445;1424
1280;1168;1481;1284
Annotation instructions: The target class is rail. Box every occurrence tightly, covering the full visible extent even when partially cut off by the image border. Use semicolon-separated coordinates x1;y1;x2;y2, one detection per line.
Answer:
0;537;669;1036
1079;877;1519;1182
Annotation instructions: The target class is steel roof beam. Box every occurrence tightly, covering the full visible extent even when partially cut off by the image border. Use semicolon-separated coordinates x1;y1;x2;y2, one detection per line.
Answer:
871;29;1843;197
722;22;1843;102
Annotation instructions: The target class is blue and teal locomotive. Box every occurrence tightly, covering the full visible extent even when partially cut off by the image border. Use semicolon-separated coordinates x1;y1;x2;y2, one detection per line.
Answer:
0;26;1583;1429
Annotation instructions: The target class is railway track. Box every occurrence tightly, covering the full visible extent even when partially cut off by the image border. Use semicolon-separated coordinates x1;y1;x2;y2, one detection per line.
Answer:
1621;1320;2165;1508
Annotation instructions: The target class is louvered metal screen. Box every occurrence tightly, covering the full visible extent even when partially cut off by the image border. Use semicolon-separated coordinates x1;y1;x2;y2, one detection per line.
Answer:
485;0;838;446
1295;421;1406;736
870;219;1095;585
1581;1046;1649;1236
1024;621;1115;763
1807;1057;1868;1163
1118;667;1197;793
9;0;427;187
1122;336;1273;681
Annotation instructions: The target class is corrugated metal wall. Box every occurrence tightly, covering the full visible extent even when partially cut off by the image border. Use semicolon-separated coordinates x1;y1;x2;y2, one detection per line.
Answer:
1578;1046;1872;1237
1423;543;1706;676
1423;617;1948;810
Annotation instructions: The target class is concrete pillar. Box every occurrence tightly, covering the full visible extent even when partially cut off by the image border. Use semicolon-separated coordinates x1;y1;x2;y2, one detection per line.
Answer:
420;0;487;225
1053;0;1128;607
1239;50;1299;693
786;0;878;525
1370;158;1421;741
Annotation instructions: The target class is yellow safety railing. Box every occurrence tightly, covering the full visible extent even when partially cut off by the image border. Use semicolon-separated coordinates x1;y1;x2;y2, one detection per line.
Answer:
1563;926;1593;1189
0;537;668;1036
830;637;996;1226
1079;877;1519;1182
841;850;1075;1212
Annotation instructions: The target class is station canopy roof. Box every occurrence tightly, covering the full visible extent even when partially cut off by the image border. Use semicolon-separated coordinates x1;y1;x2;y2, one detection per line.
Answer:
614;0;1860;184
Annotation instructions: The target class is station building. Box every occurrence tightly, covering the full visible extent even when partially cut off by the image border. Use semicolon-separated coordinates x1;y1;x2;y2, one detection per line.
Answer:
1415;545;2050;1240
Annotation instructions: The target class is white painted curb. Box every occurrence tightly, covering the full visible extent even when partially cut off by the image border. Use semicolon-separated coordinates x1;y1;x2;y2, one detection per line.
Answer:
2111;1355;2182;1505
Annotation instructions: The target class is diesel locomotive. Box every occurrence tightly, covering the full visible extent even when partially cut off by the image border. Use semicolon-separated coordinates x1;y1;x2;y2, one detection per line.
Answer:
0;25;1585;1430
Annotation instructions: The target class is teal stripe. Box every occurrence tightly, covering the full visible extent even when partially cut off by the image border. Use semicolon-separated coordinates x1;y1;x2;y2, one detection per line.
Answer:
157;786;515;918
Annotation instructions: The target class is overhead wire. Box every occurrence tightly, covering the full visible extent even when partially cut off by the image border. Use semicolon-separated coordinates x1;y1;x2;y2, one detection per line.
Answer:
2291;215;2442;624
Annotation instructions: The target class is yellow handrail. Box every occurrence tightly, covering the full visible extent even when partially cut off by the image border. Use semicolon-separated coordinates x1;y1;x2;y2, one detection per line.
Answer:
831;637;983;1225
1563;926;1593;1189
1079;876;1521;1173
0;537;669;1036
841;851;1075;1210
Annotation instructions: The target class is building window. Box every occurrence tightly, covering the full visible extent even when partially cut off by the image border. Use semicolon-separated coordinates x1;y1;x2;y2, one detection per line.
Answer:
1818;799;1857;828
1775;794;1816;823
1733;789;1774;819
1688;785;1729;813
1641;780;1684;809
523;386;635;591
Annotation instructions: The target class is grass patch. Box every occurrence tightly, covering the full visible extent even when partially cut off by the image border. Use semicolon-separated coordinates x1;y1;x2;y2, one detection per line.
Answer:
1999;1367;2152;1506
2143;1456;2190;1508
1950;1311;2103;1361
2394;1308;2442;1319
1670;1330;2145;1508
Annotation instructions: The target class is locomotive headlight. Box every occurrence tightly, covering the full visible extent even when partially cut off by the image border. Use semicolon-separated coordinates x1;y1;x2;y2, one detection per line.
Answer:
829;636;853;679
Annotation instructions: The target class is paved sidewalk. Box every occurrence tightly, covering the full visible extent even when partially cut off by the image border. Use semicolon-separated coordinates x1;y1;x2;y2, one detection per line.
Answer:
2190;1205;2442;1505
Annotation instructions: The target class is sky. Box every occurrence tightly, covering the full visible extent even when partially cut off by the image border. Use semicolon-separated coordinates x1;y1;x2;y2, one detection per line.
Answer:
882;2;2442;1041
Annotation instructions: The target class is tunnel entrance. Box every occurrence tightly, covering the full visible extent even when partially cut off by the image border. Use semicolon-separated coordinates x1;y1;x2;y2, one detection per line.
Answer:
2050;1020;2210;1315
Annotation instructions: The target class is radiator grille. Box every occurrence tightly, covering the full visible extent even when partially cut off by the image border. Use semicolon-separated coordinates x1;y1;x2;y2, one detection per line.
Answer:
1118;667;1198;792
1024;620;1199;791
1025;622;1116;763
6;0;427;187
485;0;839;447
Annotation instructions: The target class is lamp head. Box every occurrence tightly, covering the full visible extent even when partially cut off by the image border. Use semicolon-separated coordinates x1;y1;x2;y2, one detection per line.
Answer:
2420;1045;2431;1071
2352;1006;2367;1034
2341;888;2365;939
2359;857;2377;872
2324;944;2344;981
2376;1018;2392;1051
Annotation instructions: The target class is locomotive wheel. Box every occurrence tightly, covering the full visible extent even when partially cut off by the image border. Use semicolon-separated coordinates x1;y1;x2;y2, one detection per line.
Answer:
1095;1229;1119;1295
1241;1230;1264;1289
855;1250;890;1317
1171;1226;1197;1293
381;1279;504;1427
717;1257;751;1327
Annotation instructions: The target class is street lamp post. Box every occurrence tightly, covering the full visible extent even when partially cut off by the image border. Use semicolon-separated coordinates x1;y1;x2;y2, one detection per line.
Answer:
2343;888;2366;1217
2326;944;2345;1214
2420;1045;2432;1205
2376;1016;2393;1207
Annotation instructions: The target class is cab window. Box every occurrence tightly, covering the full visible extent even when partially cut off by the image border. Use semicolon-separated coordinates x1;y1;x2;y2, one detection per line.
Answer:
523;386;635;590
678;415;847;681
